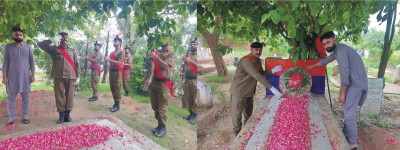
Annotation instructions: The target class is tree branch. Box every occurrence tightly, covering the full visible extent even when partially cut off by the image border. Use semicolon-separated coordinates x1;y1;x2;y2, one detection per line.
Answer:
389;4;397;45
113;12;128;37
306;3;315;31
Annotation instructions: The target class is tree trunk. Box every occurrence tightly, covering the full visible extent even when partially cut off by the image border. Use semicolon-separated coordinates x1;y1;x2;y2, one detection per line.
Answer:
201;29;228;76
114;12;136;48
378;4;397;78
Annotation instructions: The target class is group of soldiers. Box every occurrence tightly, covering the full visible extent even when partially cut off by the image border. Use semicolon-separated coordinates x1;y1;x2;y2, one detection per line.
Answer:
2;26;197;139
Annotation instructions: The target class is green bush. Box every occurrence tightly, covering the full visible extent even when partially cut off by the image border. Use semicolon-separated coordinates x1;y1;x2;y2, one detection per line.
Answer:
76;75;91;91
131;48;147;92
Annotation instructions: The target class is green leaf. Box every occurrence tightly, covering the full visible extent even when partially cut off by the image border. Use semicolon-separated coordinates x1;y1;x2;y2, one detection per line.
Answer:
261;12;272;24
271;10;281;24
318;15;328;25
278;7;287;16
288;29;296;38
160;20;165;28
292;1;300;11
282;14;293;21
343;11;350;19
183;11;189;20
377;10;383;21
149;19;158;28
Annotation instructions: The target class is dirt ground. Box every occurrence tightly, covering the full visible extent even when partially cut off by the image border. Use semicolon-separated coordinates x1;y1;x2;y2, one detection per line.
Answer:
0;90;196;150
198;66;400;150
197;76;273;150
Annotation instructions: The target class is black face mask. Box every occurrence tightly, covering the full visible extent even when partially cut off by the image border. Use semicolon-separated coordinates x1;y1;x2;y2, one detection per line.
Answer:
13;38;23;43
326;44;337;53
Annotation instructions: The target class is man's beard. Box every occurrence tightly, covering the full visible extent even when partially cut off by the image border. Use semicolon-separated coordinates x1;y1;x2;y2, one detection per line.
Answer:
13;38;23;43
326;44;337;53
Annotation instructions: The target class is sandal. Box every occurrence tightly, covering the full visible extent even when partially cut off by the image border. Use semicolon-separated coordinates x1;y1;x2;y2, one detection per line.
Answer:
22;119;30;124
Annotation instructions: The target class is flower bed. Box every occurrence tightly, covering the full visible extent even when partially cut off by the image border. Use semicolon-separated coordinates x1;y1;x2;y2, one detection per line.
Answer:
266;67;313;149
0;124;123;149
265;95;311;150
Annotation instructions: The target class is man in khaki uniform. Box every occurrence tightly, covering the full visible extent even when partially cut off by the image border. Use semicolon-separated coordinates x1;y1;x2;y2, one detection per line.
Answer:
38;32;80;124
105;35;125;112
86;41;103;102
123;46;133;96
229;41;283;135
182;39;198;124
147;43;176;138
106;35;126;112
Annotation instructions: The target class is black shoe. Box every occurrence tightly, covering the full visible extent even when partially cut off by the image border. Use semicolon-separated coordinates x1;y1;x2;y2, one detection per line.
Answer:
189;113;197;124
155;124;167;138
110;103;120;112
6;121;14;126
57;111;65;124
183;112;192;120
88;96;98;102
234;129;241;136
22;119;30;124
152;124;161;134
124;91;129;96
64;110;72;122
351;147;357;150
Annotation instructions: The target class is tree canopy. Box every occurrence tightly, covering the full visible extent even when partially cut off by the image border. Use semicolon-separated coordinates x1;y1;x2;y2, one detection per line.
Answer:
0;0;196;49
198;1;378;62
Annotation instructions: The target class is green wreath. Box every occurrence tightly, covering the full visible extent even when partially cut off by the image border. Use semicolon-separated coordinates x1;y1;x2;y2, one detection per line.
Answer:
279;67;312;97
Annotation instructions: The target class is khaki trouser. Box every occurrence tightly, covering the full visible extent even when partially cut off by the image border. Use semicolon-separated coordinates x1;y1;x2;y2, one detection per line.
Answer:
183;79;197;113
54;78;76;112
230;95;253;134
109;71;122;103
150;82;170;125
123;69;131;92
91;70;100;97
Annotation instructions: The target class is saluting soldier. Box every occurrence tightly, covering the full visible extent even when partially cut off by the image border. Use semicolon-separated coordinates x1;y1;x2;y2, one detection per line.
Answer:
181;39;198;124
105;35;125;112
146;43;176;138
85;41;104;102
229;41;283;135
123;46;133;96
38;32;80;124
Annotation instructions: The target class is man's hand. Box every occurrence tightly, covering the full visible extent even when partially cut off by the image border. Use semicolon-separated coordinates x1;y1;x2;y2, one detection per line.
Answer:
50;35;62;43
30;75;35;83
85;56;89;60
74;78;80;85
306;62;321;71
270;87;282;98
146;79;152;86
182;55;187;62
306;65;314;71
105;57;110;61
185;56;193;63
339;92;346;103
2;78;8;85
271;65;283;73
149;52;157;59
